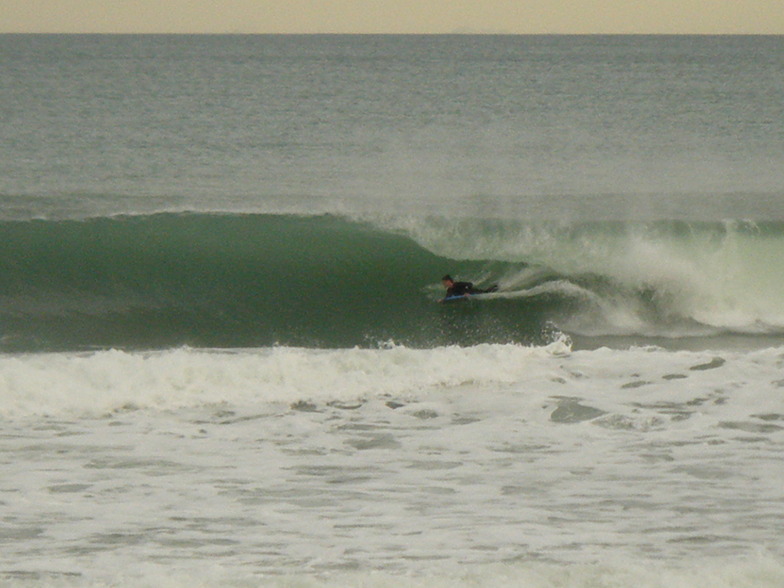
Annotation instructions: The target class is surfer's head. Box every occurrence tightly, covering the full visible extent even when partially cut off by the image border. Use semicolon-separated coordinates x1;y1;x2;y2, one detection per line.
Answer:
441;275;454;287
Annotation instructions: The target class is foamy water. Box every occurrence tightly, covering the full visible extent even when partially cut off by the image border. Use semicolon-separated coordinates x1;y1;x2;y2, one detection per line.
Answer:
2;344;783;585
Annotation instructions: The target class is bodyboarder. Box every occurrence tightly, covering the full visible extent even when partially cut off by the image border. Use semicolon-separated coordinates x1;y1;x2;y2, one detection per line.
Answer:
439;274;497;302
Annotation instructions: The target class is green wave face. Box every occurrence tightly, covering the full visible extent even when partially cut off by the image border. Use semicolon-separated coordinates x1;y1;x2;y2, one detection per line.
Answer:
2;213;783;352
0;214;542;351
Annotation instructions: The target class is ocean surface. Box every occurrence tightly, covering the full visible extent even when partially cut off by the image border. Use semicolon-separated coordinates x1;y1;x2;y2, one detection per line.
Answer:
1;34;783;586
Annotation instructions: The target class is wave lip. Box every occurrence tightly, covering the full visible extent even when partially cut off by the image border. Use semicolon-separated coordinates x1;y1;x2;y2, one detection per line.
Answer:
398;216;784;339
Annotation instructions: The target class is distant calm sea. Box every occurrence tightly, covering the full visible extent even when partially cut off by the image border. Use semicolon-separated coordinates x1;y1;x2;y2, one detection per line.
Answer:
1;35;783;587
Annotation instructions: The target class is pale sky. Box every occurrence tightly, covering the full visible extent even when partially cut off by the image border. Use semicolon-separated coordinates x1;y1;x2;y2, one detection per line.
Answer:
1;0;783;34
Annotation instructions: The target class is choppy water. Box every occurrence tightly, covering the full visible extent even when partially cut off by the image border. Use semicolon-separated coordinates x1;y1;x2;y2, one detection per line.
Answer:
1;34;783;586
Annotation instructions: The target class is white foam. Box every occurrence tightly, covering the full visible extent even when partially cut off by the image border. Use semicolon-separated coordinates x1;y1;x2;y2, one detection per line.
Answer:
0;342;571;418
394;217;784;334
1;342;782;422
3;344;783;583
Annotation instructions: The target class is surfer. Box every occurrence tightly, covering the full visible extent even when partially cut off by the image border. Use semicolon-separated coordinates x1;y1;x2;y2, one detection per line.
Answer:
439;275;497;302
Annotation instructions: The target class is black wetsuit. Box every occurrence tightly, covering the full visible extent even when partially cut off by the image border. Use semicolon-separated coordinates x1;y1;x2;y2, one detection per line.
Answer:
446;281;476;297
446;282;497;297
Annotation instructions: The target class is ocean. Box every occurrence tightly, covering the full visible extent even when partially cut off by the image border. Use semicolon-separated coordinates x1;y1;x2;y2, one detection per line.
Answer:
1;34;783;586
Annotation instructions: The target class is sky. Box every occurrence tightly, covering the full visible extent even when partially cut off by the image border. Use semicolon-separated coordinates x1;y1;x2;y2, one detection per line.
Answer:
1;0;783;34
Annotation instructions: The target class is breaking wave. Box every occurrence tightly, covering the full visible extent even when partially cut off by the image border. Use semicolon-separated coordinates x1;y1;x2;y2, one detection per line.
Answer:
1;212;783;351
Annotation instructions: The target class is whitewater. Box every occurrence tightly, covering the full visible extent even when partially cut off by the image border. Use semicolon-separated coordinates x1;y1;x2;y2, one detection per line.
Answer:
2;343;783;586
1;34;784;586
